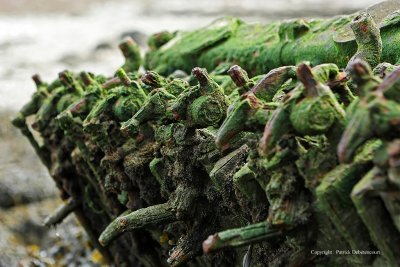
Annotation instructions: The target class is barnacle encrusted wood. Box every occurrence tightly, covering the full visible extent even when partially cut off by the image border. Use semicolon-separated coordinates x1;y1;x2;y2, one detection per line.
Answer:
13;1;400;266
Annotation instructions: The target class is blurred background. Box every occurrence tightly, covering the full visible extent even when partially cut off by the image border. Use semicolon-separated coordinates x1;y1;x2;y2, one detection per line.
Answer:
0;0;383;266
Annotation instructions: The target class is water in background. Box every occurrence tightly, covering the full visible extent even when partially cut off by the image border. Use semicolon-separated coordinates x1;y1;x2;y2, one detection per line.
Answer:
0;0;382;110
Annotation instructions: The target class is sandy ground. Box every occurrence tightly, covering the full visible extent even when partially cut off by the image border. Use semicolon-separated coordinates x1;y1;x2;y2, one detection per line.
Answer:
0;110;56;208
0;110;105;266
0;0;383;265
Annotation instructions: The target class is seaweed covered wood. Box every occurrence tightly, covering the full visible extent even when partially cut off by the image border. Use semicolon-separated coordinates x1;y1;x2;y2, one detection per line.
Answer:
13;1;400;266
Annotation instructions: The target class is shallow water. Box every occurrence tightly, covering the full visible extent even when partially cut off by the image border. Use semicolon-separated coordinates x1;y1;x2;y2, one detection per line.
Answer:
0;0;381;110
